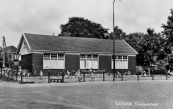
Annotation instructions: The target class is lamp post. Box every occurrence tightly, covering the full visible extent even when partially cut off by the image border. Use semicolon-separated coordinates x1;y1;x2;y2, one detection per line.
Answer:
113;0;116;81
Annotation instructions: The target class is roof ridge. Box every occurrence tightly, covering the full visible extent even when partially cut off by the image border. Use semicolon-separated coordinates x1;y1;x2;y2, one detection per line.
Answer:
24;33;54;37
24;33;121;41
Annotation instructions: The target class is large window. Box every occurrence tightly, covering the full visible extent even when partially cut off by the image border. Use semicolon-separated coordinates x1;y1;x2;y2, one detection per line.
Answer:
80;54;99;69
58;54;65;69
43;53;65;69
112;55;128;69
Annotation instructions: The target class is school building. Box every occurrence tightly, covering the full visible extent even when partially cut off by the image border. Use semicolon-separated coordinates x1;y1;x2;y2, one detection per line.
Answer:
16;33;138;75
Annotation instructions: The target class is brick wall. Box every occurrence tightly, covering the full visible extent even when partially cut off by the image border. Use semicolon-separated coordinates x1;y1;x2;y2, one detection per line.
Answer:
99;55;112;73
22;53;136;76
32;53;43;75
128;56;136;74
65;54;80;71
21;54;32;72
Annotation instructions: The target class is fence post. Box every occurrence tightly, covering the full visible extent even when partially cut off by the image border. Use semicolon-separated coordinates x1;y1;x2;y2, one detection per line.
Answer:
82;70;85;82
21;70;23;83
16;69;18;81
152;70;154;80
4;70;6;78
16;70;17;81
4;70;7;79
166;70;168;80
62;70;64;83
152;75;154;80
103;70;105;81
121;72;123;81
137;75;139;81
1;69;2;78
4;70;5;79
8;70;9;78
48;70;50;83
12;70;13;80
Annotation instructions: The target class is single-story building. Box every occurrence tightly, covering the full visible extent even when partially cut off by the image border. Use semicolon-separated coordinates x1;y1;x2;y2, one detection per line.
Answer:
16;33;138;75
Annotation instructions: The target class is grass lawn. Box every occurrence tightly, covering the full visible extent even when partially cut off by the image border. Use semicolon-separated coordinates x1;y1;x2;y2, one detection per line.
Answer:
0;80;172;109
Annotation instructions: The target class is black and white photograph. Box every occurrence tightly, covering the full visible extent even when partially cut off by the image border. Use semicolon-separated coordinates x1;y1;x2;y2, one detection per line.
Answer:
0;0;173;109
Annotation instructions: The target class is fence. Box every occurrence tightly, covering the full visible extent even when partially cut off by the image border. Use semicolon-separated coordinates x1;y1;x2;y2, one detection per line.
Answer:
47;69;173;83
0;69;19;81
0;69;173;84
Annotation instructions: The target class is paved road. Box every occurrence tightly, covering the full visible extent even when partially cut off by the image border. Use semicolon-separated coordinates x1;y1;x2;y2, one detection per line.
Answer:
0;80;173;109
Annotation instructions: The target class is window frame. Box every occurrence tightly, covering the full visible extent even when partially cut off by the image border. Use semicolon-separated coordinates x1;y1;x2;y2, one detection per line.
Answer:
43;53;65;69
80;54;99;69
112;55;128;69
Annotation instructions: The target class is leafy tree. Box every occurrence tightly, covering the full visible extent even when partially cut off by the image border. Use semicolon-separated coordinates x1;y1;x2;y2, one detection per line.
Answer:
125;32;144;51
125;32;145;65
58;32;71;36
59;17;109;39
108;26;126;39
125;28;165;66
162;8;173;54
138;28;165;66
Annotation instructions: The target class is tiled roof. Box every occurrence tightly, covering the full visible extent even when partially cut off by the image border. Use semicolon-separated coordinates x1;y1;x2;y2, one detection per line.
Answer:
23;33;138;55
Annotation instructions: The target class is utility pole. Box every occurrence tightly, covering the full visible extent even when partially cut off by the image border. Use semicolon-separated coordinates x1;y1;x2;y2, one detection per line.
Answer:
113;0;116;81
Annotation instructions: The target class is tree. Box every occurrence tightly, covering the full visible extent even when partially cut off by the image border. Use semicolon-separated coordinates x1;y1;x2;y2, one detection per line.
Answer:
125;28;165;66
138;28;165;66
162;8;173;53
125;32;145;65
108;26;126;39
59;17;109;39
125;32;144;51
58;32;71;36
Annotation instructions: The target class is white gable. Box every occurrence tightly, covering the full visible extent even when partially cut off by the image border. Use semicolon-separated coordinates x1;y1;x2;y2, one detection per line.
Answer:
19;38;30;55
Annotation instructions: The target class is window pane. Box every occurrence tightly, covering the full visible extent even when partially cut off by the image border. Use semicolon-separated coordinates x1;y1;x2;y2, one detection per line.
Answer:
118;55;122;59
93;55;98;59
43;60;48;69
86;60;92;69
93;60;98;69
115;60;118;69
112;55;117;59
43;59;51;69
80;60;86;69
44;53;50;58
51;60;54;69
121;60;124;69
58;54;64;59
87;54;92;58
52;59;57;69
123;56;127;59
80;54;86;58
43;53;51;69
55;60;59;69
51;53;57;58
58;60;64;69
125;60;128;69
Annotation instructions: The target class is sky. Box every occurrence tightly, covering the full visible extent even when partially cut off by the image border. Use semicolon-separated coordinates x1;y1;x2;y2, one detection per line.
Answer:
0;0;173;47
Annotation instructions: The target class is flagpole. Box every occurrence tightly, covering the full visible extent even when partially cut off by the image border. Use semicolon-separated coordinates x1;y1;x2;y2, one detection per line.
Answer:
113;0;116;81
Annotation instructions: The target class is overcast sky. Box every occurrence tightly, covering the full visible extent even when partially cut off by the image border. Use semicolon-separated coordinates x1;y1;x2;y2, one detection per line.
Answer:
0;0;173;47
